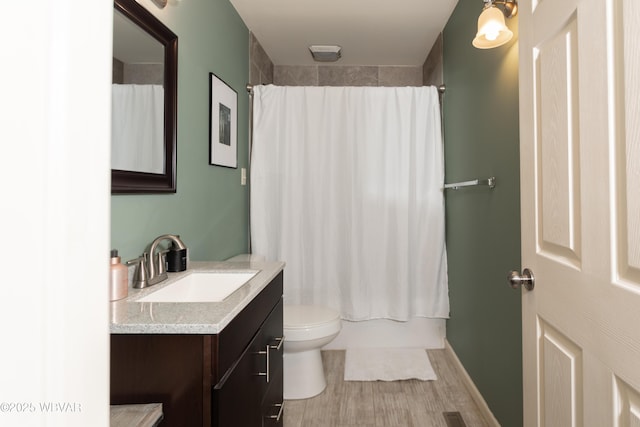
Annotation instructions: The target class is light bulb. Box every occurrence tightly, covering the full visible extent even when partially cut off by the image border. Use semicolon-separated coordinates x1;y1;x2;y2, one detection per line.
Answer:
484;25;501;41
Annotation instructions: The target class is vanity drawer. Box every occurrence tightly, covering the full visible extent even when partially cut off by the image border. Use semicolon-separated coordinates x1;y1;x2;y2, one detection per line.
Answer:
213;299;283;427
212;330;262;427
212;271;283;383
261;365;284;427
259;299;284;389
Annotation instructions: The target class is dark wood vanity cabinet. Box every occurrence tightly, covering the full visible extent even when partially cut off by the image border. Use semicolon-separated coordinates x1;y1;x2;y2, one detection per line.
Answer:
213;299;283;427
111;272;284;427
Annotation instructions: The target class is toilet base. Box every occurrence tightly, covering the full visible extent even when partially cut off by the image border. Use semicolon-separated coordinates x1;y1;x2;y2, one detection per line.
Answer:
283;348;326;400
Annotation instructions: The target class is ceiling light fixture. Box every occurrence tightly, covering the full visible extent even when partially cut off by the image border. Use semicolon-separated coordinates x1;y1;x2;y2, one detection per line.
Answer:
472;0;518;49
309;45;342;62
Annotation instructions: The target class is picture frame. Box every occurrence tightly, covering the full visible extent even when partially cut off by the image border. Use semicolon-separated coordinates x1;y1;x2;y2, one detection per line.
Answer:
209;73;237;168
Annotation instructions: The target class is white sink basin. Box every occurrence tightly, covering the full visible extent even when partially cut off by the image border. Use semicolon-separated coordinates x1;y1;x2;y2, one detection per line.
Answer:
137;271;258;303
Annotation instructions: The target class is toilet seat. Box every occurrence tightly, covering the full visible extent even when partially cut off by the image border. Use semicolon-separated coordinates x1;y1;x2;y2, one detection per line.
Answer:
284;305;341;342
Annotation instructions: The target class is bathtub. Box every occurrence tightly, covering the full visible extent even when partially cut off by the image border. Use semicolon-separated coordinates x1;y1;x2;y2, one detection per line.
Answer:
230;254;447;350
322;317;446;350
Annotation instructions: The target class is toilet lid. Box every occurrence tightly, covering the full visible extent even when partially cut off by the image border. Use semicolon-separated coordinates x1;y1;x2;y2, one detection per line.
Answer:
284;305;341;329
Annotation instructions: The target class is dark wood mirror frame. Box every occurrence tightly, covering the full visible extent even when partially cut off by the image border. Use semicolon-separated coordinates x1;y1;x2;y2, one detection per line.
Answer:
112;0;178;194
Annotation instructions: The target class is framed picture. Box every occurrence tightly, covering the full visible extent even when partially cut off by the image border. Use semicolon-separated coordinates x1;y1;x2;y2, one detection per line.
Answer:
209;73;237;168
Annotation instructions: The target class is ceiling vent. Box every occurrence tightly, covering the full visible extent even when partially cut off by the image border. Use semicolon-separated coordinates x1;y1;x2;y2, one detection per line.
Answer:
309;45;342;62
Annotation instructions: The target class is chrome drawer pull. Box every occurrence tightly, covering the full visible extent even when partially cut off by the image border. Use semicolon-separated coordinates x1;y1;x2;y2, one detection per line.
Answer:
256;345;270;383
266;402;284;422
270;337;284;351
257;337;284;384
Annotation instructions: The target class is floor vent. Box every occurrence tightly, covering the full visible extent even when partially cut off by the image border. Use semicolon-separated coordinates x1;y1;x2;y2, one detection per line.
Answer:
443;411;467;427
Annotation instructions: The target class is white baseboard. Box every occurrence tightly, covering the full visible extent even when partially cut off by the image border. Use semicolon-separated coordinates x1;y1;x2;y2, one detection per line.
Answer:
444;339;501;427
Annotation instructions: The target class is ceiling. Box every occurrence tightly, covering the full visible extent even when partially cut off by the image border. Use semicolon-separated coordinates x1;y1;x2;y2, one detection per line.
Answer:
229;0;460;66
113;9;164;64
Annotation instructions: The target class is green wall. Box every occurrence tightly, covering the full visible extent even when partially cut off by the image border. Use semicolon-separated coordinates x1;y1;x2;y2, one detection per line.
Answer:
443;1;522;425
110;0;523;421
111;0;250;262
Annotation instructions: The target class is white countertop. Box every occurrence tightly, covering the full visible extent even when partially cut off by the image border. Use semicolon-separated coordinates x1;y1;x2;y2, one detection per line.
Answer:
109;260;285;334
110;403;163;427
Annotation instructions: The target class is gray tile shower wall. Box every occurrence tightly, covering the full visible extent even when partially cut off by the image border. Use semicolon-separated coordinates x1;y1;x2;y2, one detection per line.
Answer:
274;66;319;86
318;66;378;86
423;33;444;86
123;64;163;85
249;33;274;85
249;32;444;88
112;58;163;86
378;66;423;87
274;65;424;87
113;58;124;84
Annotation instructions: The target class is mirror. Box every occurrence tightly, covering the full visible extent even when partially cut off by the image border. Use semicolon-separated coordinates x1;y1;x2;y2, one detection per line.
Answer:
112;0;177;193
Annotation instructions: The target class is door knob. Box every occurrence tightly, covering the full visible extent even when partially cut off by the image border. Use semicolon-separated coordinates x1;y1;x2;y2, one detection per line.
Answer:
508;268;535;291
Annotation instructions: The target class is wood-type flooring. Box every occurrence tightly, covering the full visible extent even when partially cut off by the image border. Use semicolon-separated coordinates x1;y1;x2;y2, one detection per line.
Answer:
283;349;488;427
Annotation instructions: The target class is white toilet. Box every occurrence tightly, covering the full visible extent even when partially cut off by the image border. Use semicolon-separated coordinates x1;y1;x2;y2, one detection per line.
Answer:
283;304;342;400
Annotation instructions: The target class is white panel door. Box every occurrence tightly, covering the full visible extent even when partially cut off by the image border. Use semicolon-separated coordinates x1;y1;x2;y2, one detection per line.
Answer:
519;0;640;425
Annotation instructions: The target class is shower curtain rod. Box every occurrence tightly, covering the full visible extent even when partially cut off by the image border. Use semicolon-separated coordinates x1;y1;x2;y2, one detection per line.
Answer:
246;83;445;94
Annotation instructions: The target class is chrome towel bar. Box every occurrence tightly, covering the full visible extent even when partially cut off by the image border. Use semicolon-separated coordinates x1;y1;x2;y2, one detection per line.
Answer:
444;176;496;190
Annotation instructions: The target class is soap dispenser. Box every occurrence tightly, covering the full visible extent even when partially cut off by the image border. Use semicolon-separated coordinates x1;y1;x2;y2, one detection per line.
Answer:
110;249;128;301
166;241;187;272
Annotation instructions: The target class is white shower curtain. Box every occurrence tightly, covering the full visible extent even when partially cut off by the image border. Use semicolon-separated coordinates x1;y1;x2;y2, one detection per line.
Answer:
251;85;449;321
111;84;164;174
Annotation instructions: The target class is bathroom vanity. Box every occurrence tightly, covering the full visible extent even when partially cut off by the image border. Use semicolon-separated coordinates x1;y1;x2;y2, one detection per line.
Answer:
110;261;285;427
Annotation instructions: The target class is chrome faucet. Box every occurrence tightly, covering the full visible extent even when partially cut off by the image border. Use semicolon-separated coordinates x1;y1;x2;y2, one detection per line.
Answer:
127;234;187;289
